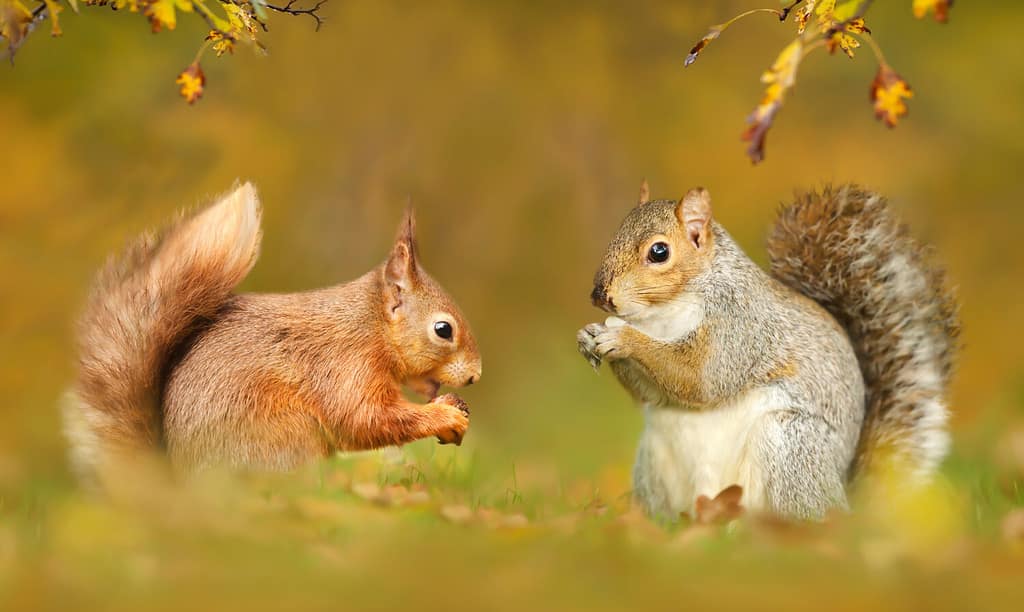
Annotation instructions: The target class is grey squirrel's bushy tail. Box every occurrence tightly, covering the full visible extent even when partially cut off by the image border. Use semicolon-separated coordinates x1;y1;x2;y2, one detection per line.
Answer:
766;184;960;481
64;183;262;485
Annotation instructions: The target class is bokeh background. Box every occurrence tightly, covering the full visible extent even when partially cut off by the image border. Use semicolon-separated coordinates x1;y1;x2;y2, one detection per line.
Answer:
2;1;1023;609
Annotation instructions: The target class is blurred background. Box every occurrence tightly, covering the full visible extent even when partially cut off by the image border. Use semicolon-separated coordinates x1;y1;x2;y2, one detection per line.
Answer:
2;1;1023;608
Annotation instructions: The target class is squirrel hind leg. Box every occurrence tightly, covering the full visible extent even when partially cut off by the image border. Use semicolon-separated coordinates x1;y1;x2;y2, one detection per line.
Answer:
753;410;851;520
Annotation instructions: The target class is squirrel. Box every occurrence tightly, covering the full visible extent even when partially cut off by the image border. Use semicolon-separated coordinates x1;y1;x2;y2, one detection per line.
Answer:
577;182;959;520
63;182;482;484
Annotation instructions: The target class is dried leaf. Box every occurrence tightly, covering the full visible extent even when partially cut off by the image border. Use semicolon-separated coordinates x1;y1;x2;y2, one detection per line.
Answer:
912;0;952;23
826;31;860;58
1002;508;1024;544
0;0;33;59
207;30;235;57
440;504;474;524
795;0;816;33
742;38;804;163
693;484;745;524
175;61;205;104
871;64;913;127
684;26;721;67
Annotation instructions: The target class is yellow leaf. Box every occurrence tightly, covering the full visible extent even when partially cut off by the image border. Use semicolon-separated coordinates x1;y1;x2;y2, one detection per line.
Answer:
684;26;721;67
206;30;235;57
871;65;913;128
743;38;804;163
144;0;192;33
912;0;952;23
795;0;816;34
0;0;33;54
44;0;62;36
175;61;205;104
826;31;860;58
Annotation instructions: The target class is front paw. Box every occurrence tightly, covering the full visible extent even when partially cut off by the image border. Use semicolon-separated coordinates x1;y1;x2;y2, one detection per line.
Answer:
431;393;470;445
577;323;606;369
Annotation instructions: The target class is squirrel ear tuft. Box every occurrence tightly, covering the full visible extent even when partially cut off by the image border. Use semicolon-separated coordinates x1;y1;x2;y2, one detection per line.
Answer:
676;187;712;250
639;179;651;205
385;206;419;308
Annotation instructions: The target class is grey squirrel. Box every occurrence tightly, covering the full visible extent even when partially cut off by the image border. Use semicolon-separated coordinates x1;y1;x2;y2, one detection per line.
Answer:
64;183;481;485
577;183;959;519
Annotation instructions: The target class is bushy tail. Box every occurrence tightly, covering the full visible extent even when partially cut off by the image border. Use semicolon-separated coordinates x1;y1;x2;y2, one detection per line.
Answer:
64;183;262;484
766;185;960;482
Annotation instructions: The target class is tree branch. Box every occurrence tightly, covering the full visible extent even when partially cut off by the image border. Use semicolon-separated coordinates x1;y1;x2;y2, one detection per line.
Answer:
265;0;328;32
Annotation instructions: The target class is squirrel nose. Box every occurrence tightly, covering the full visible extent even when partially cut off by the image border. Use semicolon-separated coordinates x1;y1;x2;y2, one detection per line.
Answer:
591;285;615;312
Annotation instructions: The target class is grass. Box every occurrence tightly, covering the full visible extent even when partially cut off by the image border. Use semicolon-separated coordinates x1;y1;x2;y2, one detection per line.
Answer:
2;425;1022;612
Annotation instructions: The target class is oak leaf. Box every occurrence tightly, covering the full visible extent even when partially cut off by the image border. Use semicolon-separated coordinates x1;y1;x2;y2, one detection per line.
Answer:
871;65;913;127
175;61;205;104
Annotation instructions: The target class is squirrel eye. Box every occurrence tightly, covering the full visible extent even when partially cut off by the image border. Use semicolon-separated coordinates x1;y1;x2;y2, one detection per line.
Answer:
648;242;670;263
433;321;453;340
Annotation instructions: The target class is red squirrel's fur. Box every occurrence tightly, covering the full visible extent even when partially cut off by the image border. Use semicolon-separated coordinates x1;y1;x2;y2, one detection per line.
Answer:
64;183;481;483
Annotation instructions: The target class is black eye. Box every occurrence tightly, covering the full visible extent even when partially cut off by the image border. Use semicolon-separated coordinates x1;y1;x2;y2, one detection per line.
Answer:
648;242;670;263
433;321;453;340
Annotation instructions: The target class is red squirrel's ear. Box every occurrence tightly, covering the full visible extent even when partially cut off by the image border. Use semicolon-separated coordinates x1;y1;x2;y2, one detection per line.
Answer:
638;178;651;205
676;187;712;250
384;206;418;316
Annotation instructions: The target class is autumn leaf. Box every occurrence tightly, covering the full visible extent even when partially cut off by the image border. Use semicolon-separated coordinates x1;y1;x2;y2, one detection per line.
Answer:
0;0;33;59
912;0;953;23
684;26;721;67
207;30;235;56
742;38;804;164
692;484;745;525
144;0;193;33
795;0;816;34
175;61;205;104
43;0;63;36
871;65;913;127
826;31;860;58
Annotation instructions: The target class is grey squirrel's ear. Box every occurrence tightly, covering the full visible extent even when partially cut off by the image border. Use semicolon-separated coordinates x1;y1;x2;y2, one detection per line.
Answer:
639;179;650;205
384;206;418;315
676;187;712;250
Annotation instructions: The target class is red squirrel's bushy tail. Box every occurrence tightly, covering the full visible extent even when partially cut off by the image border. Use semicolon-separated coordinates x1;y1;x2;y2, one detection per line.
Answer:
64;183;262;485
766;184;960;482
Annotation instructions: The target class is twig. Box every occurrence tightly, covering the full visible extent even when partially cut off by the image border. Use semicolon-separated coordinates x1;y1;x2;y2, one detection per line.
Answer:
266;0;328;32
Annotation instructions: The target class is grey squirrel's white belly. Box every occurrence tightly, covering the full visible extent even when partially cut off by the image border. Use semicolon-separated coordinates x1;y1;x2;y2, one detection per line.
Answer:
632;386;788;518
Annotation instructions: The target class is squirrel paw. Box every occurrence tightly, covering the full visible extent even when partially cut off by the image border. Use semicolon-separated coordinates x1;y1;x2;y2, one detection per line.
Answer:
431;393;470;446
578;322;631;366
577;324;605;370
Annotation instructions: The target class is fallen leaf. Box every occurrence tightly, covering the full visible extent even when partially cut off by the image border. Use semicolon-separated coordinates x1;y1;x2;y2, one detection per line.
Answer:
351;482;384;503
175;61;205;104
440;504;474;524
912;0;952;23
693;484;745;524
870;64;913;127
1003;508;1024;544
